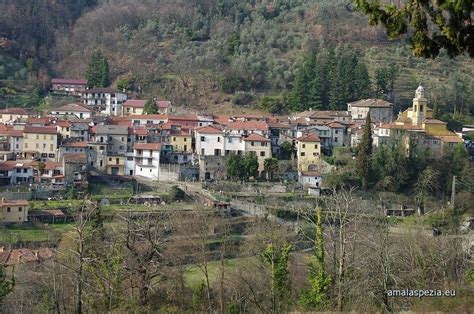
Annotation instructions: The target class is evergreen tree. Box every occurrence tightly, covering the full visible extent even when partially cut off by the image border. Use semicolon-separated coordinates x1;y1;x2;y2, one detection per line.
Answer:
354;61;372;99
86;50;109;88
356;114;373;189
328;50;347;110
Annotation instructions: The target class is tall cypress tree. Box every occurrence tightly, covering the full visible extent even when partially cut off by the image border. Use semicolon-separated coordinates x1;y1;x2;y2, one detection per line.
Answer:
356;114;373;189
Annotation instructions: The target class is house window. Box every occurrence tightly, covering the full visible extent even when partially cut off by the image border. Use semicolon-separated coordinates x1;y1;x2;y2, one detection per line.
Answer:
173;137;176;141
109;158;112;161
217;137;221;142
127;157;133;161
49;153;55;158
314;144;318;149
301;152;305;156
251;142;255;146
335;130;338;134
19;207;22;212
302;144;305;148
201;136;205;142
7;207;10;212
16;169;21;173
260;151;265;157
184;138;187;142
100;146;105;150
334;138;338;142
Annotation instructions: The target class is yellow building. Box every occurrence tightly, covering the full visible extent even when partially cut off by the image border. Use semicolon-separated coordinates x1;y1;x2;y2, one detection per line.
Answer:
171;130;192;152
380;85;463;157
106;155;126;176
23;126;58;161
1;199;29;223
122;100;145;116
243;133;272;174
296;133;321;171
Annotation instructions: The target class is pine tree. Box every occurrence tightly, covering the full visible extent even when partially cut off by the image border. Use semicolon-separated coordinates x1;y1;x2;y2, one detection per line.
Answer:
86;50;109;88
328;51;346;110
354;61;372;99
356;114;373;189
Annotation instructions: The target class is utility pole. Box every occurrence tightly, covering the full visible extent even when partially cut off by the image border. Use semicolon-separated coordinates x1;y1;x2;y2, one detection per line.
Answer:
451;175;456;210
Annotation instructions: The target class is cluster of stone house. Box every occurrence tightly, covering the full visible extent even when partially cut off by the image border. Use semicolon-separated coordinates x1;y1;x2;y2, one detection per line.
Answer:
0;84;465;197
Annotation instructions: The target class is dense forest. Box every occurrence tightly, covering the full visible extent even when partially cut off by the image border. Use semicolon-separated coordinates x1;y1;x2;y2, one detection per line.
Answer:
0;0;473;123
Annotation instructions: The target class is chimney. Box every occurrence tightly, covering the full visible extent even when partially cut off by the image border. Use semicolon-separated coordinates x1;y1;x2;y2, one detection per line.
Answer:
0;246;4;253
309;108;312;112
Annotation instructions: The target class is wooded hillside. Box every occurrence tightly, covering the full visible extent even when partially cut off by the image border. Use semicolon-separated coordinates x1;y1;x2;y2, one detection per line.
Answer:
0;0;473;122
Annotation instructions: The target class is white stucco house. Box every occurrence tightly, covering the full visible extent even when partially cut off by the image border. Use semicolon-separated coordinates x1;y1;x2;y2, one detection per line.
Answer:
51;103;92;119
82;88;127;116
195;125;224;156
132;143;161;180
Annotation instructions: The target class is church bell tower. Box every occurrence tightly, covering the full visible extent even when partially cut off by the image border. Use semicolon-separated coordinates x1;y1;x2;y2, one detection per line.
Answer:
412;85;428;125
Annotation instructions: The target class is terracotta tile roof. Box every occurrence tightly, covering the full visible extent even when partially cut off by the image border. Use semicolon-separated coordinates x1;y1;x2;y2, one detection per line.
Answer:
213;115;231;125
243;133;270;142
62;141;88;148
54;120;72;127
0;199;29;206
380;123;424;131
133;142;161;150
297;133;321;142
0;108;30;115
226;121;269;131
27;117;54;125
54;103;91;112
128;127;148;136
326;121;345;128
195;125;223;134
168;114;199;121
123;99;146;108
435;135;463;143
9;130;23;137
28;209;65;218
0;160;34;171
128;114;168;120
171;129;192;136
423;118;447;125
51;78;87;85
0;248;53;266
348;99;393;108
23;126;57;134
156;100;171;108
63;153;88;164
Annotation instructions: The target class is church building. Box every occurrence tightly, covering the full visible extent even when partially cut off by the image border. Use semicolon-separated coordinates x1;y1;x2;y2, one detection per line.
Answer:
375;85;462;157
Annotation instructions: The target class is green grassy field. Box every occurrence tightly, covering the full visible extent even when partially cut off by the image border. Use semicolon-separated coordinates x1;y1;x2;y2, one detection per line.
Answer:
0;222;74;245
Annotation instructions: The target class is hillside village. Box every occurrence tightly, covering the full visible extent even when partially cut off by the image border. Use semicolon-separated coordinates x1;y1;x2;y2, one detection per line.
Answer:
0;78;471;224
